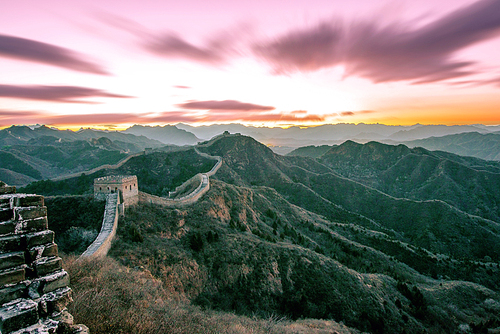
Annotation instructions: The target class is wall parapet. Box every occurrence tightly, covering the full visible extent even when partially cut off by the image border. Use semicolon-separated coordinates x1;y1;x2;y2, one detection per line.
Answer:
80;193;119;259
138;173;209;207
0;181;87;334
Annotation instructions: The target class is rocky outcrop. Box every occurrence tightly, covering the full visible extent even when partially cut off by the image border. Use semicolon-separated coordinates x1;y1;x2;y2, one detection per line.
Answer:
0;181;88;334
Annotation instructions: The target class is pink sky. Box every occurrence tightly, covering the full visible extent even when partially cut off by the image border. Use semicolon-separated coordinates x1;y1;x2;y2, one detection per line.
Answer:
1;0;499;129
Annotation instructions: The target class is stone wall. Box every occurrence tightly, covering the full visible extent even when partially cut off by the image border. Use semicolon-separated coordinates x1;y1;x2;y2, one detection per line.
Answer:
80;193;119;259
94;175;138;207
138;173;209;207
50;151;144;182
168;174;203;198
0;181;87;334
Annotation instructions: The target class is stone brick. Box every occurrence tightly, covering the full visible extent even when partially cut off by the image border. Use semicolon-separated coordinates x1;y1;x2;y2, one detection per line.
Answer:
39;287;72;316
0;221;16;236
9;318;59;334
31;270;69;296
19;217;48;235
0;252;25;271
50;308;73;325
0;283;28;305
27;243;58;263
0;186;16;195
13;207;46;221
41;270;69;294
0;235;22;253
0;299;38;334
13;196;44;208
33;257;62;277
0;197;10;209
25;231;54;249
0;266;26;286
0;218;48;237
0;208;13;222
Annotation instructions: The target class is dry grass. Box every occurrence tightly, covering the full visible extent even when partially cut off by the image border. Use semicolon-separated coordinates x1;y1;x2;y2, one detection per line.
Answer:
64;256;359;334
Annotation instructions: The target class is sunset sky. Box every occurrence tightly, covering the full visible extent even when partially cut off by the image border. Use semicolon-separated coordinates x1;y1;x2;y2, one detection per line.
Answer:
1;0;500;129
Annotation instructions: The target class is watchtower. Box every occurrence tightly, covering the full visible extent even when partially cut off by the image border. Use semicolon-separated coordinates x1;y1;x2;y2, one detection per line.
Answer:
94;175;138;208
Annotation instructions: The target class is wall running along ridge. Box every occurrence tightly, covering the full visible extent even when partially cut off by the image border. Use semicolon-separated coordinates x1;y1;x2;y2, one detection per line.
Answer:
0;181;88;334
138;148;222;207
82;145;223;259
79;193;119;259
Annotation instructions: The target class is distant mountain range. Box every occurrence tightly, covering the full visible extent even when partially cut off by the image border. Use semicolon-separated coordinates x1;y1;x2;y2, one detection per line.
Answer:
3;122;500;186
123;124;200;145
175;123;500;159
0;125;166;186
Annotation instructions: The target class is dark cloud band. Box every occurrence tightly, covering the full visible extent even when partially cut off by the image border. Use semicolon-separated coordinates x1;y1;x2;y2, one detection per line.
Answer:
177;100;275;111
254;0;500;84
0;34;109;75
0;84;132;103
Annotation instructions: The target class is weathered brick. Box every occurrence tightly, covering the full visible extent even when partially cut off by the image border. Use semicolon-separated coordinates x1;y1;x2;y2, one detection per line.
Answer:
0;217;48;237
0;299;38;333
27;243;58;263
39;287;72;316
0;252;25;271
0;186;16;195
13;196;44;208
25;231;54;249
50;308;74;326
33;257;62;277
0;197;10;209
0;221;16;236
0;208;13;222
41;270;70;295
31;270;69;296
0;266;26;286
0;283;28;305
20;217;48;234
0;235;22;253
13;207;47;221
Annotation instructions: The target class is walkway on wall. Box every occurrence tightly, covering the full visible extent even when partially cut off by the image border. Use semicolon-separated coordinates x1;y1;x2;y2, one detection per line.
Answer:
138;147;222;207
51;151;144;182
79;192;120;259
80;145;223;259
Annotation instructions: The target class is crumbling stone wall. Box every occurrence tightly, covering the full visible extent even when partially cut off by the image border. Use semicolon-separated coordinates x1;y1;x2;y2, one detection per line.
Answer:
0;181;87;334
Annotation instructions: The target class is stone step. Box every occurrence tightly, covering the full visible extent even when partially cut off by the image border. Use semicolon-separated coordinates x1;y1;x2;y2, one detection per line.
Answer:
0;252;24;271
0;265;26;287
0;298;38;334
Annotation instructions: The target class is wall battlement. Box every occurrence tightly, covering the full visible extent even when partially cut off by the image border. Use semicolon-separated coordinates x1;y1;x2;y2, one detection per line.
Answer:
94;175;138;209
0;181;87;334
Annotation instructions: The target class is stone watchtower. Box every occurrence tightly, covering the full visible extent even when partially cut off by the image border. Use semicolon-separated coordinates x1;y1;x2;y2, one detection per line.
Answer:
93;176;138;212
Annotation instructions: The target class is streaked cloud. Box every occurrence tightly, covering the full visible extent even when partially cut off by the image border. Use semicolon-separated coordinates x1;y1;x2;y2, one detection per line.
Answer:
0;34;109;75
0;84;133;103
173;85;191;89
177;100;275;112
254;0;500;84
97;13;249;65
339;110;375;117
253;23;343;74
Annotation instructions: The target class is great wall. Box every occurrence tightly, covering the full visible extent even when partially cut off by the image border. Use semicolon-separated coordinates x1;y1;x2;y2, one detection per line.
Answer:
0;134;228;333
79;141;223;259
